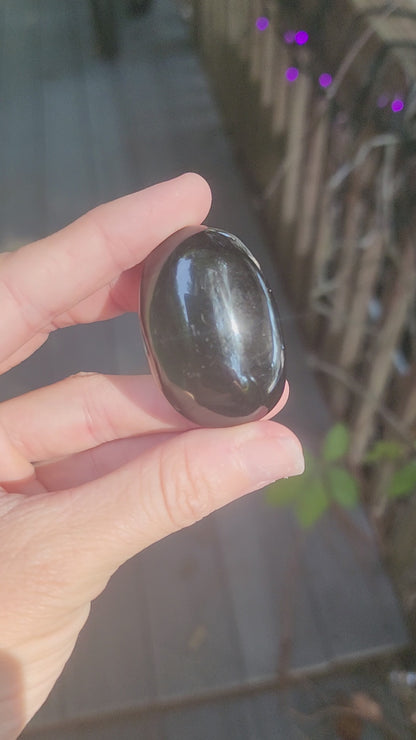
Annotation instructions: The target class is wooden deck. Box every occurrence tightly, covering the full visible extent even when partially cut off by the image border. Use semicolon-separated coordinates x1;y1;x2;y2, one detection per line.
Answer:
0;0;409;737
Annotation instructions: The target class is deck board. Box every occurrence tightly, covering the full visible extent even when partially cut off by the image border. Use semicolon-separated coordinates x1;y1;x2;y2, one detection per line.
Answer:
0;0;409;737
302;509;408;659
40;0;98;232
140;519;247;700
216;497;330;678
0;1;45;249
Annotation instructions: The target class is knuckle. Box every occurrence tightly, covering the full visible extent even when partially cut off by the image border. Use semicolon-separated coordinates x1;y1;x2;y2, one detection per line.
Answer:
157;441;215;531
85;209;135;273
1;271;47;335
68;373;116;446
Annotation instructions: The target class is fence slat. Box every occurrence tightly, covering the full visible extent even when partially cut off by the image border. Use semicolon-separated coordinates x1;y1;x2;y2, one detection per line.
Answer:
332;227;384;415
349;241;416;463
271;41;290;137
293;101;329;290
281;71;312;227
260;19;277;108
249;0;262;82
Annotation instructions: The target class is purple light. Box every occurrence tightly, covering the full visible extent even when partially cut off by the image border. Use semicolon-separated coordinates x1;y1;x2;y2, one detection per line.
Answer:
377;94;389;108
295;30;309;45
285;67;299;82
284;30;296;43
391;98;404;112
319;73;332;88
256;16;269;31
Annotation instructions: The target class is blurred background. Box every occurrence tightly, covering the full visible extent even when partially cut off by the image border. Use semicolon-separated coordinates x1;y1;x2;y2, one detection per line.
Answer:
1;0;415;737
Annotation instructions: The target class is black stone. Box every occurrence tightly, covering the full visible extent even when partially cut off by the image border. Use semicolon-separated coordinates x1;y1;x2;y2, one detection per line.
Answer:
139;226;285;427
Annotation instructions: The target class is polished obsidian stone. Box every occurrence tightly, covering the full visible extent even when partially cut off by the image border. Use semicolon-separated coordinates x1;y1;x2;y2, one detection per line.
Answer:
139;226;285;427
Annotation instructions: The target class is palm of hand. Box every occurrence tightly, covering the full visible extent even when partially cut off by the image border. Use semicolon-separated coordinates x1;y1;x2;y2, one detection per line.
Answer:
0;175;302;737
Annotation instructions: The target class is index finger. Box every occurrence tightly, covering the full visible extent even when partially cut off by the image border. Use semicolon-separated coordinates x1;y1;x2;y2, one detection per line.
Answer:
0;173;211;363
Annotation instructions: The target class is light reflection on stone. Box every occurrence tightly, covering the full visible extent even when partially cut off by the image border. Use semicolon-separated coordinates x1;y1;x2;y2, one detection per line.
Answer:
139;227;286;427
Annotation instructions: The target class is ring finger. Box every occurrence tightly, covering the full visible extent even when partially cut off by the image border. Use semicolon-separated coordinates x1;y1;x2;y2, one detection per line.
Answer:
0;372;289;481
0;373;195;471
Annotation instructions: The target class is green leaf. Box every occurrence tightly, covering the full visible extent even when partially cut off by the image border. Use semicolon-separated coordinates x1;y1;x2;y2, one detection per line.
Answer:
389;461;416;498
265;475;304;507
364;440;405;463
322;423;350;462
294;478;329;529
327;466;359;508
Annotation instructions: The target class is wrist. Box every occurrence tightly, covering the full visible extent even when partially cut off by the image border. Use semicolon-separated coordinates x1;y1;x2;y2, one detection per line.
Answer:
0;605;90;737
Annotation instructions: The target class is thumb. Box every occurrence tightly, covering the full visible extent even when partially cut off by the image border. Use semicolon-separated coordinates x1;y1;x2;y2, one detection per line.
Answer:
54;421;304;593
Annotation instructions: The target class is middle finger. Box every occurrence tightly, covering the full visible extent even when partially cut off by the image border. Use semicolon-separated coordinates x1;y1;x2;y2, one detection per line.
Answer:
0;373;289;464
0;374;195;464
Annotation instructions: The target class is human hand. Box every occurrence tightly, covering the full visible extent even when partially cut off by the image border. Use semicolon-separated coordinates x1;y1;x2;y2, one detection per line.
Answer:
0;174;304;738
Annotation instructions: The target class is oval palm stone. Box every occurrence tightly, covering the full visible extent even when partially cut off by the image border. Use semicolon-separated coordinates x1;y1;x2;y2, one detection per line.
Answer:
139;226;285;427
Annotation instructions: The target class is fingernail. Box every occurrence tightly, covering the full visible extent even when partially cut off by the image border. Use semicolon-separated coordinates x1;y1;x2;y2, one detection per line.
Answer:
240;434;305;489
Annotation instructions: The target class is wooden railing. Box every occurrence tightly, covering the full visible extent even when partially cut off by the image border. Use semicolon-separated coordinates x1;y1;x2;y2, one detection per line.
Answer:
193;0;416;464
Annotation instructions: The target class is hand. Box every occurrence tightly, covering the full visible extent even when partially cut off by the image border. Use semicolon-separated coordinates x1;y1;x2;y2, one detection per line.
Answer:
0;174;304;738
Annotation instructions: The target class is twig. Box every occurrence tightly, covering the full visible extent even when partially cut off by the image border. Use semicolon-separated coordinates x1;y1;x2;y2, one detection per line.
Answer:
327;1;398;101
261;2;398;202
307;355;413;445
291;703;403;740
277;527;305;680
328;134;398;191
328;502;376;554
